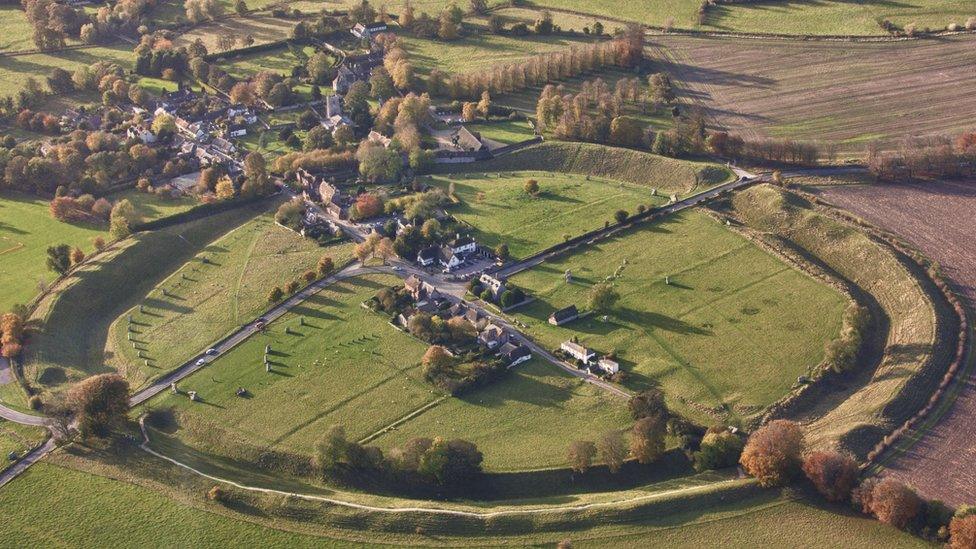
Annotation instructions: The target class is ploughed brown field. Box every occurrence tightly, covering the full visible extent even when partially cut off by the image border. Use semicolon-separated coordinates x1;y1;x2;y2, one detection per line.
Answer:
812;179;976;506
649;35;976;153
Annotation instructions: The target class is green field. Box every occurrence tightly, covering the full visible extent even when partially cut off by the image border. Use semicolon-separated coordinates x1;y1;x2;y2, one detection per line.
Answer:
0;193;106;313
0;44;133;97
148;274;439;457
371;358;631;471
110;189;200;222
464;119;536;146
0;419;45;467
432;171;665;259
438;142;733;191
517;0;971;35
218;44;322;81
0;461;928;547
510;210;847;425
21;202;269;398
107;212;351;389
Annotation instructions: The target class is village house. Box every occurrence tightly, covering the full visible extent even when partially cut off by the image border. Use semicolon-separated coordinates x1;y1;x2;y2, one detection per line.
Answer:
417;246;439;267
159;88;197;113
438;244;465;271
367;130;392;148
497;341;532;367
478;323;508;350
596;357;620;375
464;307;487;330
561;340;596;364
479;273;507;300
225;122;248;138
351;22;388;40
126;125;157;144
318;179;349;219
549;305;580;326
323;114;354;134
451;126;487;153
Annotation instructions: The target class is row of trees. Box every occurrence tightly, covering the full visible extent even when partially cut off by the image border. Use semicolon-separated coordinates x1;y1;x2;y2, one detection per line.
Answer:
535;77;650;148
316;424;484;491
437;26;644;100
569;389;672;474
23;0;86;51
739;419;975;545
867;131;976;181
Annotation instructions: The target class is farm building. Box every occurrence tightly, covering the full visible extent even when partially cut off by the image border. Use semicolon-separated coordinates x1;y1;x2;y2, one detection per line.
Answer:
549;305;579;326
596;358;619;375
497;341;531;366
561;340;595;364
351;21;388;40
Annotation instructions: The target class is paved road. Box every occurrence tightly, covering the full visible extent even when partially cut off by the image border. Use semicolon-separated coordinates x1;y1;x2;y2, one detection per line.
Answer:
129;262;380;407
0;359;50;427
0;437;55;488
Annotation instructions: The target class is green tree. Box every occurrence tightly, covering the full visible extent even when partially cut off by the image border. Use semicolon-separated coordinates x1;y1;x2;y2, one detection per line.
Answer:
588;282;619;313
417;437;483;486
568;440;597;474
597;430;626;474
268;286;284;303
613;209;629;223
630;415;666;464
307;52;334;84
46;244;72;275
494;243;509;261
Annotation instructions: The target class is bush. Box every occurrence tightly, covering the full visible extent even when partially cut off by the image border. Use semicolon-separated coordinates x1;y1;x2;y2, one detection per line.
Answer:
802;450;858;502
28;395;42;410
739;420;803;487
694;430;744;471
207;485;227;502
950;514;976;549
868;478;921;529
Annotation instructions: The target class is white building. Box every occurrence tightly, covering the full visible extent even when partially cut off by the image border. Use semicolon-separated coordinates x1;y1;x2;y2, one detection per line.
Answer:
561;341;595;364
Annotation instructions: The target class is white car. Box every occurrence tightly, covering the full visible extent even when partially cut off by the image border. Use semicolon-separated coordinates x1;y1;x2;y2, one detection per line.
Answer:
392;265;403;272
195;358;207;366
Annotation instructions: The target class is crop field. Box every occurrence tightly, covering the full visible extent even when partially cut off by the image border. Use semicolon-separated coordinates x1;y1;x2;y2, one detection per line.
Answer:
0;44;134;97
106;212;351;389
433;171;665;259
401;32;597;76
650;34;976;152
22;202;268;393
510;210;847;425
371;358;632;471
148;274;439;457
810;178;976;506
731;184;945;457
0;193;106;313
439;142;733;191
218;44;322;81
174;15;296;51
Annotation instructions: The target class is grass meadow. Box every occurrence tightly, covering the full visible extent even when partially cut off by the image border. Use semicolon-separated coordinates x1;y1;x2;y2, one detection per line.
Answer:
21;201;269;398
0;44;134;97
0;419;46;466
430;171;666;259
731;185;943;456
510;210;847;425
148;274;439;455
106;212;352;389
218;44;321;81
401;32;598;76
464;119;536;146
174;15;297;51
371;358;632;471
110;188;200;222
0;193;106;313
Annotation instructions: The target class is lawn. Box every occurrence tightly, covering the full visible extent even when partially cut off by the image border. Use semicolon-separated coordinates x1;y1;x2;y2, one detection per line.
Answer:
401;32;598;77
430;171;666;259
0;192;106;313
109;188;200;222
0;419;46;466
174;15;297;51
106;212;352;389
509;209;848;425
21;201;269;394
136;76;179;97
371;358;632;471
463;119;536;146
148;274;439;458
0;44;134;97
650;33;976;152
218;44;323;81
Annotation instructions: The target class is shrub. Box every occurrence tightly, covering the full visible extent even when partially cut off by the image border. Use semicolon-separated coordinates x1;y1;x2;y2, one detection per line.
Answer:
950;514;976;549
868;478;921;529
739;420;803;487
802;450;858;502
207;485;227;502
28;395;42;410
694;430;744;471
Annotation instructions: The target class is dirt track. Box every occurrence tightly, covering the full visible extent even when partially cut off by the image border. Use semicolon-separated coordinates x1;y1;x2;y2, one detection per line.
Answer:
812;180;976;506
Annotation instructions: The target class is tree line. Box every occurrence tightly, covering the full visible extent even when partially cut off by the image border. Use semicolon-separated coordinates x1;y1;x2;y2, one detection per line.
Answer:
867;131;976;181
